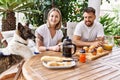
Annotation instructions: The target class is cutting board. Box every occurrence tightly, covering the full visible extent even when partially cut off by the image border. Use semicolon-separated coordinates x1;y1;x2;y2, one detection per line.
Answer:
75;50;111;60
86;50;111;60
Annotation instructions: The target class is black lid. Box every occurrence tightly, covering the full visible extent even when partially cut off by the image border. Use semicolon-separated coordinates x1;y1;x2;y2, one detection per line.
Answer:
80;49;85;53
63;36;71;42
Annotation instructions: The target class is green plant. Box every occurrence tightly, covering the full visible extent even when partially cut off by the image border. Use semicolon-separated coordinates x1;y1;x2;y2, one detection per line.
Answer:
0;0;36;31
100;14;120;46
25;0;43;27
100;14;120;36
25;0;88;27
100;14;115;35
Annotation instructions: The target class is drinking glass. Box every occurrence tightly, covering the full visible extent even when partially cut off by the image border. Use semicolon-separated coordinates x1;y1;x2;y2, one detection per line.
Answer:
103;36;114;51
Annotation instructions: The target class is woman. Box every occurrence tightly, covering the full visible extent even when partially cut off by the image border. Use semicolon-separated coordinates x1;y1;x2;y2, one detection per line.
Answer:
0;32;8;48
35;8;63;52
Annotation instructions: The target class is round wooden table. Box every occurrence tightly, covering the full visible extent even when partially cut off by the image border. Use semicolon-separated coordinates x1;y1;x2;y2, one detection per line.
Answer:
22;51;66;80
22;48;120;80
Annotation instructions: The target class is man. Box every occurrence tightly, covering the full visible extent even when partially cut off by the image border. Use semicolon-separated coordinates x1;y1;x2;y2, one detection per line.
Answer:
73;7;104;47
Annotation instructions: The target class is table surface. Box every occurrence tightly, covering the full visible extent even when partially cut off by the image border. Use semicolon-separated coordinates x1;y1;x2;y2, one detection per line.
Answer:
22;47;120;80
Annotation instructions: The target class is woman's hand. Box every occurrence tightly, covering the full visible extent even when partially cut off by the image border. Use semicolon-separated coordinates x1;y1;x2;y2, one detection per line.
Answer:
49;45;60;52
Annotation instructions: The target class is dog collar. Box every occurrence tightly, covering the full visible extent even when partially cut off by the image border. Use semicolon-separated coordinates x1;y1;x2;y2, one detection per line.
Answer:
15;40;27;46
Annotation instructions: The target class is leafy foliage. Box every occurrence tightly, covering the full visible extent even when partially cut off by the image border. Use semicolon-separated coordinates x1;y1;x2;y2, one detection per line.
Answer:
0;0;39;31
100;14;120;46
100;14;120;36
24;0;43;27
0;0;34;19
25;0;88;27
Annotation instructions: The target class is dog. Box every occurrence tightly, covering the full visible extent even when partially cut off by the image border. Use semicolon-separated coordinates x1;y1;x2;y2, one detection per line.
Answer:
0;22;35;73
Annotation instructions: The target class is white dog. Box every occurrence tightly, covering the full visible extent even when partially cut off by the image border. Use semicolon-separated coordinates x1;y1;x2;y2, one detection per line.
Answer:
0;23;35;73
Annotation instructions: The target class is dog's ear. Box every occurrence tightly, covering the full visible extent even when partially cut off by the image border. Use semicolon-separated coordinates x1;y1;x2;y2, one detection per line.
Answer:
18;23;24;30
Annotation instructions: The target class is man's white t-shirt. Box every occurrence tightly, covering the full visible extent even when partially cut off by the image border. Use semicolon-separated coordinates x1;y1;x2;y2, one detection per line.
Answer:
74;21;104;41
35;24;63;47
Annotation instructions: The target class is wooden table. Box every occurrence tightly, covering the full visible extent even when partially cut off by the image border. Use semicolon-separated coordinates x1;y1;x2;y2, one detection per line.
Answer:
22;47;120;80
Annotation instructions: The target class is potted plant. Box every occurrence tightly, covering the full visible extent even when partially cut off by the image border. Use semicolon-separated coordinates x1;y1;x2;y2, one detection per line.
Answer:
0;0;36;31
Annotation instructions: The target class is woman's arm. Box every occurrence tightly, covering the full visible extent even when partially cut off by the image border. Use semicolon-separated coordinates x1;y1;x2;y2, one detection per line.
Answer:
35;33;61;52
35;33;46;52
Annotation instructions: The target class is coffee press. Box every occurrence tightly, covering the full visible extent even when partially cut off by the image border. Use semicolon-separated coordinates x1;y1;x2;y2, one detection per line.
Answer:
62;36;76;57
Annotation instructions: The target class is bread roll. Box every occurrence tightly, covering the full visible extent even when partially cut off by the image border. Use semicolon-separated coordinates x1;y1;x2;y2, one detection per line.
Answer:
88;45;96;53
89;45;96;50
64;62;71;66
41;56;62;62
47;61;59;66
83;46;89;53
88;48;93;53
41;56;73;62
58;62;64;66
47;61;72;67
97;47;103;53
47;61;64;66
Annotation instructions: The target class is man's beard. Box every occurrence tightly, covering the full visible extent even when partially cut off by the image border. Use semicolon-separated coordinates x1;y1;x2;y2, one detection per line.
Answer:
85;21;93;27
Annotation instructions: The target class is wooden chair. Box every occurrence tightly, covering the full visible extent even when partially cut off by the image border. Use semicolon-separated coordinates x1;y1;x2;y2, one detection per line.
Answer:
67;22;78;39
114;36;120;46
0;60;25;80
114;36;120;39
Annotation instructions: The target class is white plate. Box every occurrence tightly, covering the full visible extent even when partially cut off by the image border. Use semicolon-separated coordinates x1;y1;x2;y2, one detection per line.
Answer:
42;61;76;69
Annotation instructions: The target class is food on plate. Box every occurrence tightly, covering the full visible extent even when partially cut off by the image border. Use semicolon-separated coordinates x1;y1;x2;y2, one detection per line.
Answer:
47;61;72;67
65;62;71;65
47;61;63;66
47;61;59;66
41;56;73;62
97;47;103;53
41;56;62;62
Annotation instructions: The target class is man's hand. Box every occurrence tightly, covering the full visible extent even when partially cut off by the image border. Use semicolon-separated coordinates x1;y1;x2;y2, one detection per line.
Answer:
91;41;104;47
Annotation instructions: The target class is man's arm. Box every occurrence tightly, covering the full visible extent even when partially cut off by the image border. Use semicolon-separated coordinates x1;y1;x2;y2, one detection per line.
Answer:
95;37;104;41
72;35;92;47
72;35;104;47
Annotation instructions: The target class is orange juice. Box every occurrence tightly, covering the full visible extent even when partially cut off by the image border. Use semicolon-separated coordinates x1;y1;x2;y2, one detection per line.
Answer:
103;44;113;51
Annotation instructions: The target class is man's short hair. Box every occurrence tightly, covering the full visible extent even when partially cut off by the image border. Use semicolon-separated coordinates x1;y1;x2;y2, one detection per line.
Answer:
84;7;95;15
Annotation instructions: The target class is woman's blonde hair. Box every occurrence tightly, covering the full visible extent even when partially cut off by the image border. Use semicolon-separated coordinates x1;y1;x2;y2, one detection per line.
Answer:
47;8;62;30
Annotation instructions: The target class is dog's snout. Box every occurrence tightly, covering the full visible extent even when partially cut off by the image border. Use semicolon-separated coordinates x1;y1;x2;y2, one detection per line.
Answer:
29;33;36;42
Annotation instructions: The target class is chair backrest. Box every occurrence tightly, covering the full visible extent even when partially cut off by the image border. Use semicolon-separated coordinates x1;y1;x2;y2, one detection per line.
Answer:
67;22;78;39
1;30;15;42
